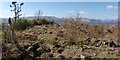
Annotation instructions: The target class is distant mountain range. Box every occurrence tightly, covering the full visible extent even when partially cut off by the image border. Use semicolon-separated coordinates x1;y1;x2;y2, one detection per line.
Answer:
1;16;118;25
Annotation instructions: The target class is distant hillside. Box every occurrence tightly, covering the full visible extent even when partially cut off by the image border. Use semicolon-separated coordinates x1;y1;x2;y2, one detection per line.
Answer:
1;16;118;25
1;18;8;24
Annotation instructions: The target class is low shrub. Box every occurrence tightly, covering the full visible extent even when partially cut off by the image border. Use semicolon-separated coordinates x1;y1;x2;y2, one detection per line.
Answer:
12;19;30;30
2;25;12;43
50;39;58;47
28;18;55;26
2;30;12;43
78;38;84;47
79;40;84;47
39;39;45;44
11;18;55;30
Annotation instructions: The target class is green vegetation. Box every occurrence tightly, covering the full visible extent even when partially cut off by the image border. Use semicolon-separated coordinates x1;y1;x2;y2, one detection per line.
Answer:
12;19;29;30
78;38;84;47
11;18;55;30
2;25;12;43
2;30;12;43
79;40;84;47
50;39;58;46
30;18;55;25
39;39;45;44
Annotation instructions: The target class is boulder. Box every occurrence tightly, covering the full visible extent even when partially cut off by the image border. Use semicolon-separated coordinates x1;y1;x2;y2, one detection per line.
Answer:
54;44;61;48
52;48;57;53
105;40;117;48
80;53;91;60
44;48;51;52
107;28;113;33
40;53;50;58
57;47;64;54
84;38;91;45
37;47;44;56
95;42;102;47
56;54;65;59
41;45;51;53
49;31;53;34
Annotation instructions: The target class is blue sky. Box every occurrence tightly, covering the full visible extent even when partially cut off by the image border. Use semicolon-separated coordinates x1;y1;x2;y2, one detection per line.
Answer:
0;0;119;2
0;2;118;20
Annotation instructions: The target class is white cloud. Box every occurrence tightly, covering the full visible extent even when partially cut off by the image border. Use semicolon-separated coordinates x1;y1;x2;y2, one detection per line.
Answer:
107;5;118;9
25;14;34;17
66;10;87;14
107;5;113;9
66;10;87;18
78;11;87;14
66;11;74;14
12;0;16;1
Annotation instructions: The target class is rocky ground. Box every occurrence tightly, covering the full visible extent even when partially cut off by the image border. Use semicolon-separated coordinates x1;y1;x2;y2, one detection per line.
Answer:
1;21;120;60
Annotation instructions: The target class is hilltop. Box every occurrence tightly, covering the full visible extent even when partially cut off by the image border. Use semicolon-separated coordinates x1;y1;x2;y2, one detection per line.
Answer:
2;18;119;59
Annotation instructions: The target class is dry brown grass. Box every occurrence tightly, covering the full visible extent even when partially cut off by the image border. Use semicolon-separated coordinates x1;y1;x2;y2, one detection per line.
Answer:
2;20;119;59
